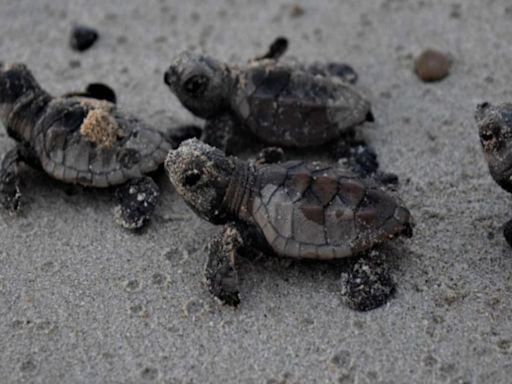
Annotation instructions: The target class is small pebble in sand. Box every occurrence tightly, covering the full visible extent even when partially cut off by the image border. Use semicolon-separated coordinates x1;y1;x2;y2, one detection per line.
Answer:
414;49;452;82
290;4;305;18
70;25;99;52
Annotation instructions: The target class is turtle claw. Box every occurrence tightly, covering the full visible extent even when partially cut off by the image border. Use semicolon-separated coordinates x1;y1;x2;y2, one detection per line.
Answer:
205;225;242;307
114;176;159;230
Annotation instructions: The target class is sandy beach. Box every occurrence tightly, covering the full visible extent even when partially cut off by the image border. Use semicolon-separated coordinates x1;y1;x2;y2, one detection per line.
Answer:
0;1;511;383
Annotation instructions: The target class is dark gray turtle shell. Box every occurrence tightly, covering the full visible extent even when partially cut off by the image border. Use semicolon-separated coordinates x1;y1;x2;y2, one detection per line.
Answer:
233;61;372;147
31;97;171;187
251;160;411;259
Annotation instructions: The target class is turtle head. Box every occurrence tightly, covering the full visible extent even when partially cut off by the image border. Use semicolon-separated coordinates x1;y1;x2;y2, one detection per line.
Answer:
165;139;237;224
475;102;512;192
164;51;233;118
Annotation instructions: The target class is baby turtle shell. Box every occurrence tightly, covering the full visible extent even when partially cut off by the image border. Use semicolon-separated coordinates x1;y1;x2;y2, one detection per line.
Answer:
234;61;372;147
251;160;411;259
38;97;172;188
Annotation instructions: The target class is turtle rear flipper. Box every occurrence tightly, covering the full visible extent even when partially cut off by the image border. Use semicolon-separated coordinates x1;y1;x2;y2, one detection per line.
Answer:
236;65;371;147
340;251;396;311
114;176;159;230
38;97;172;187
205;224;242;306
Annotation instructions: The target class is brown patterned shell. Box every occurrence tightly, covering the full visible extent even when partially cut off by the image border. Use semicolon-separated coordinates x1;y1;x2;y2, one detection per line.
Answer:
29;97;172;187
233;62;371;148
251;161;411;259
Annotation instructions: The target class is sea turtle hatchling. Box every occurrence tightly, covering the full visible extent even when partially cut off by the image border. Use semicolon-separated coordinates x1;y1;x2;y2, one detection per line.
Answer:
165;139;412;309
475;102;512;245
163;43;373;153
0;63;199;229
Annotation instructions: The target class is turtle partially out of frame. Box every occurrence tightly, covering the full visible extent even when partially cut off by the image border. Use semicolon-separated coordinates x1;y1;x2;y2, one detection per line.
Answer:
0;63;199;229
476;102;512;245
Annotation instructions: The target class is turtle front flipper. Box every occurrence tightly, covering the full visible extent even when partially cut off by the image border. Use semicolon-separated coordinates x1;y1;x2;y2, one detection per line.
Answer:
253;37;289;62
202;113;240;154
340;250;396;311
63;83;117;104
165;124;202;149
114;176;159;230
0;146;26;212
205;224;242;307
503;219;512;248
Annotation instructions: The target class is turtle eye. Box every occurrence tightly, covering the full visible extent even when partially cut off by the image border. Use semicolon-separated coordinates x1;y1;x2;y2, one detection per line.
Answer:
183;75;209;96
480;131;494;142
480;122;501;144
479;122;504;152
183;169;201;187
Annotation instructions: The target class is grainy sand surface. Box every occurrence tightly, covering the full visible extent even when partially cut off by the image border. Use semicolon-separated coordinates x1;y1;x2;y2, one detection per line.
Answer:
0;1;511;383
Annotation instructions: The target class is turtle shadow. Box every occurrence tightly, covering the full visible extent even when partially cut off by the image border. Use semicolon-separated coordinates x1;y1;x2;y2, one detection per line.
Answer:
235;241;409;311
10;163;173;229
232;126;374;165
